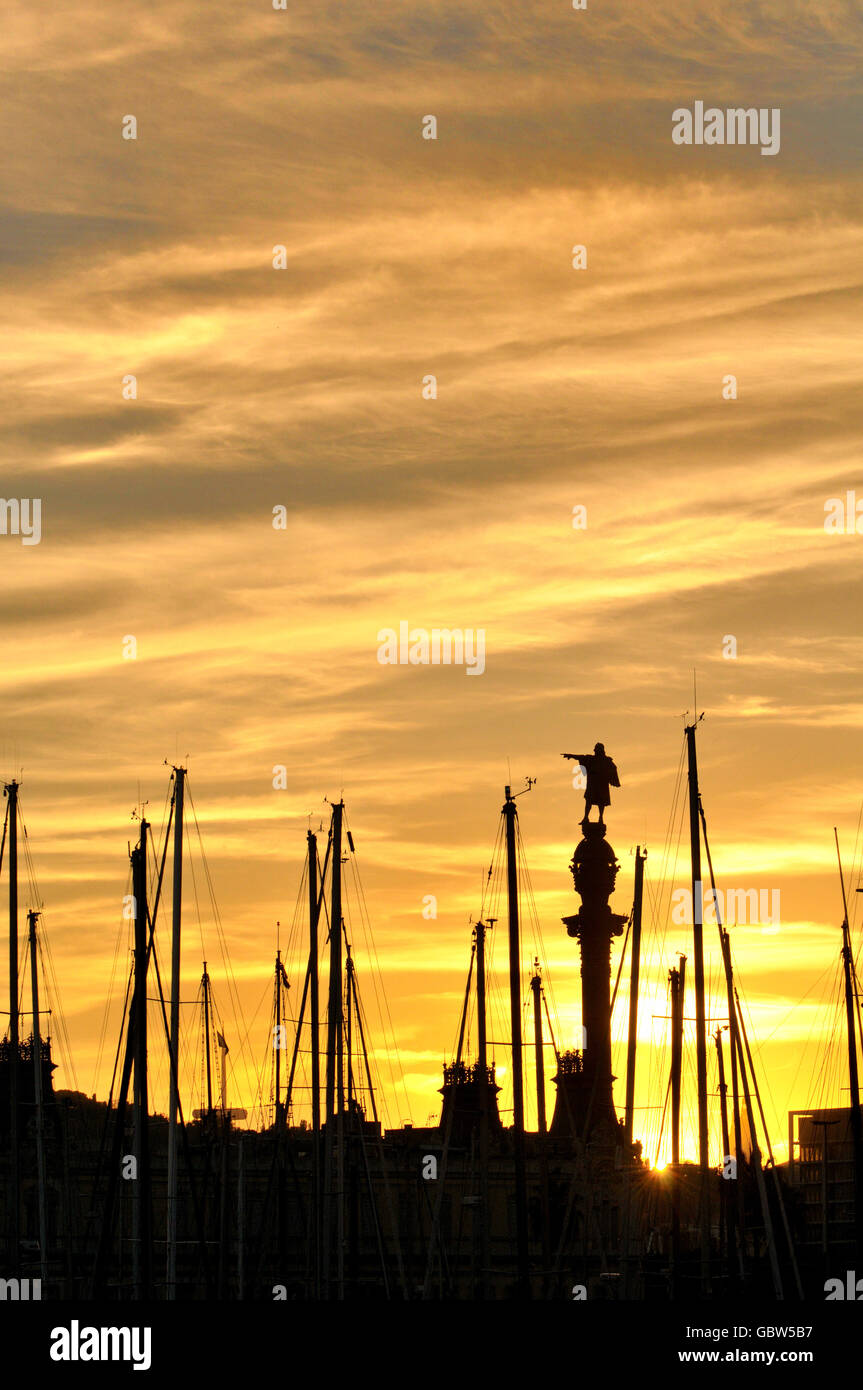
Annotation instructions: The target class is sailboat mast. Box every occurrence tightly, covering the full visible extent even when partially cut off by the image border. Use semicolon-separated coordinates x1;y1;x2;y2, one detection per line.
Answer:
307;829;321;1295
202;961;213;1115
684;721;711;1289
6;780;20;1276
325;803;343;1126
131;818;152;1299
670;956;686;1166
28;909;49;1289
323;800;345;1297
476;918;492;1299
503;785;529;1293
715;1026;732;1276
834;829;863;1259
620;851;644;1298
624;846;645;1149
531;962;546;1134
669;954;685;1297
274;948;282;1128
718;927;746;1279
476;920;489;1075
732;987;783;1298
346;951;354;1110
167;764;185;1300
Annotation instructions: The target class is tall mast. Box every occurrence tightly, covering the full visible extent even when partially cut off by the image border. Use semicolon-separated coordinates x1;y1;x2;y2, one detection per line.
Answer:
834;829;863;1260
6;780;20;1275
167;764;185;1300
131;818;152;1300
476;918;492;1299
325;803;343;1126
335;811;345;1300
731;983;783;1298
323;800;345;1297
503;784;529;1293
531;957;553;1296
202;961;213;1116
717;928;749;1278
28;909;49;1289
346;950;354;1110
702;791;745;1278
669;954;685;1297
307;829;321;1296
220;1034;228;1113
620;851;645;1300
530;961;546;1134
237;1135;245;1300
714;1026;732;1277
669;956;686;1166
274;948;283;1128
624;846;645;1149
476;919;490;1078
684;720;711;1290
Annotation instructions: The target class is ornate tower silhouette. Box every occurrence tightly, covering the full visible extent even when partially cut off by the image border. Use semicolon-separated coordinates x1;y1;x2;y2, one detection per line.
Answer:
551;811;627;1138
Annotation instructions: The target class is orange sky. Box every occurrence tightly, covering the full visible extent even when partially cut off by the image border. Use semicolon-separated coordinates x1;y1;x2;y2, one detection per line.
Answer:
2;0;862;1166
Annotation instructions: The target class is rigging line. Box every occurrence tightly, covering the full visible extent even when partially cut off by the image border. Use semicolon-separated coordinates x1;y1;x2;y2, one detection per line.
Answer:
850;796;863;943
92;867;133;1096
351;969;379;1121
640;772;684;1151
803;963;842;1108
656;1069;672;1160
344;833;403;1106
758;960;836;1049
699;790;778;1148
449;936;475;1062
0;796;8;902
34;922;76;1089
851;955;863;1066
185;805;207;966
343;857;392;1087
653;748;689;1149
187;786;257;1109
484;805;510;1049
21;837;63;1090
343;820;411;1128
421;932;474;1299
732;974;803;1297
542;987;559;1062
733;970;786;1149
611;911;633;1014
515;819;563;1047
259;857;308;1122
793;962;842;1115
479;816;506;922
104;962;134;1110
146;777;172;892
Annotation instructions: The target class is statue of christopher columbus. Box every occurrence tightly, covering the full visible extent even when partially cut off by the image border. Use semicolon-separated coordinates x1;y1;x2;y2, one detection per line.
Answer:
562;743;620;828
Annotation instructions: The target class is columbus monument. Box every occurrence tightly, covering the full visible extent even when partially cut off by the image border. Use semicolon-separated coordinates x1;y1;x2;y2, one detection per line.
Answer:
552;745;628;1139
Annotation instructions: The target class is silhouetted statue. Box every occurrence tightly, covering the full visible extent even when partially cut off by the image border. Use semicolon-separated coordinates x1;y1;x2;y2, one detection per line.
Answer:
562;743;620;826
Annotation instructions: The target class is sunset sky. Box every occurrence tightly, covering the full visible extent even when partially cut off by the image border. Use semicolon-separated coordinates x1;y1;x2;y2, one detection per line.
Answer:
2;0;862;1166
